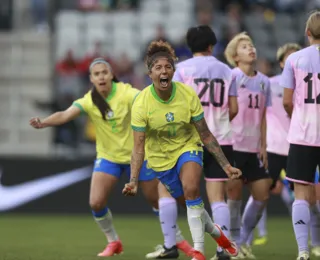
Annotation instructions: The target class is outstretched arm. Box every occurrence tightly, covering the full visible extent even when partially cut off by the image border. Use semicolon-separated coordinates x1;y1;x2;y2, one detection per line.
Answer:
30;106;81;128
193;118;230;170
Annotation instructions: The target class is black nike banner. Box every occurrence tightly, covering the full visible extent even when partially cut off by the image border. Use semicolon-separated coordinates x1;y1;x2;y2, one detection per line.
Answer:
0;157;288;215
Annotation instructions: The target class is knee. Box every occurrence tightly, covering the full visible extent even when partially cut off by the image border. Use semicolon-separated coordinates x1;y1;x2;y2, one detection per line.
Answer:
251;191;270;202
183;183;199;200
89;198;106;212
227;182;242;200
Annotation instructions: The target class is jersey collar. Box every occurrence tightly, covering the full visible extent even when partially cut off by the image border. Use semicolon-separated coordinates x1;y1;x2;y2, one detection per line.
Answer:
151;82;176;104
106;81;117;102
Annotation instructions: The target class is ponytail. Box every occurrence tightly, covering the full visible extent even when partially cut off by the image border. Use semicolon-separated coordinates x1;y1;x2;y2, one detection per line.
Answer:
89;58;117;120
91;86;111;121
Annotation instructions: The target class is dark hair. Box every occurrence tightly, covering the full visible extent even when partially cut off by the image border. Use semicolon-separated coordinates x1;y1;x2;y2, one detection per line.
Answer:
145;40;177;71
186;25;217;53
91;73;119;121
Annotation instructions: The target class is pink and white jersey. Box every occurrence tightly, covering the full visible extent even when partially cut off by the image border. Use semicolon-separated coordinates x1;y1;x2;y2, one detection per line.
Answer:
231;68;272;153
266;75;290;156
173;56;237;145
280;45;320;147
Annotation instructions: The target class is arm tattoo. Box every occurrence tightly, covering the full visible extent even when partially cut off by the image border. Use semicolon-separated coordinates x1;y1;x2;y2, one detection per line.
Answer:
193;118;230;169
130;135;145;182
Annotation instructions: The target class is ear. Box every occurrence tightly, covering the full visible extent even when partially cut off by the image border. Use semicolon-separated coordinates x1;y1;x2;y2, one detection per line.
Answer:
306;29;312;37
90;74;94;84
148;70;152;79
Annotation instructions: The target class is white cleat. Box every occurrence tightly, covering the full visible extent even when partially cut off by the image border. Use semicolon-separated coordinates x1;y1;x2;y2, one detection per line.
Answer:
297;251;310;260
241;245;256;259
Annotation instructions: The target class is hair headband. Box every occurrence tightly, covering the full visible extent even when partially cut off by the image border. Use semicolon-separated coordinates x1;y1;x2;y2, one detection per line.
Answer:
89;58;112;72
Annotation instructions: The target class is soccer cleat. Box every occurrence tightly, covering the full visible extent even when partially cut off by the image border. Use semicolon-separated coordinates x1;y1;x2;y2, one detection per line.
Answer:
210;250;231;260
145;245;179;259
97;240;123;257
296;251;310;260
253;236;268;246
191;249;206;260
176;240;193;256
213;224;238;257
240;245;255;259
230;251;246;259
312;246;320;257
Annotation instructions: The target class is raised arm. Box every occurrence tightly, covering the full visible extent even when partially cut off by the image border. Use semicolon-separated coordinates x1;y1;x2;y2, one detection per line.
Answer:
30;106;81;129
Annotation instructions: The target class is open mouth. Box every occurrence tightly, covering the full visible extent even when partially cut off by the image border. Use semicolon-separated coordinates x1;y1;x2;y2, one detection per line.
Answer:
160;78;169;88
99;82;106;87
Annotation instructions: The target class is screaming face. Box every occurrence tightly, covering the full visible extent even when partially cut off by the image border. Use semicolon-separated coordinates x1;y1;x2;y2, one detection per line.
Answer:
149;58;175;91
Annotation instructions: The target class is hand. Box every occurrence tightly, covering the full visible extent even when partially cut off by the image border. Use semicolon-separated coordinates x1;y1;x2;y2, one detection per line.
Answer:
224;165;242;179
259;147;268;169
122;181;138;196
29;117;44;129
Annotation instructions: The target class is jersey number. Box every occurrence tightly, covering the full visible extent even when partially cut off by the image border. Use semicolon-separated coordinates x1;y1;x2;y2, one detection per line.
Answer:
193;78;225;107
167;125;176;137
304;73;320;104
248;94;260;109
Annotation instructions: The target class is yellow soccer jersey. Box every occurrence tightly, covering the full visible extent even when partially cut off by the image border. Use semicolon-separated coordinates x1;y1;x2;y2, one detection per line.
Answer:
131;81;204;171
73;82;139;164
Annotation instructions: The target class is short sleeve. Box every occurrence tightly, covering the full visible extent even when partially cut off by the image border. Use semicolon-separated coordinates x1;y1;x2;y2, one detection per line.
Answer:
173;67;183;82
125;85;140;105
265;79;272;107
131;97;147;132
72;94;89;114
228;78;238;96
190;91;204;122
280;55;295;89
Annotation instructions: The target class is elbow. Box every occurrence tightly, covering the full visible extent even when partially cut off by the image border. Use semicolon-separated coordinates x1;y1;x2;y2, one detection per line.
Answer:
229;109;238;121
283;100;292;111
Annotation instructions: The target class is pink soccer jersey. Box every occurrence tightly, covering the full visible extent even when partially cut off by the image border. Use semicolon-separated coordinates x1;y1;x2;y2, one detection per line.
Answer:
231;68;272;153
266;75;290;156
173;56;237;145
280;45;320;147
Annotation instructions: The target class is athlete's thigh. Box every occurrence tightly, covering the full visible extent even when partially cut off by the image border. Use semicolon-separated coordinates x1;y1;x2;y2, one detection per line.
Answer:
286;144;318;184
178;151;203;198
89;159;121;206
267;152;287;189
139;178;159;207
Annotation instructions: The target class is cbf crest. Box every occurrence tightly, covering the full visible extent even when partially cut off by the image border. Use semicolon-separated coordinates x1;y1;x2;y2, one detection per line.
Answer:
165;112;174;122
107;110;114;119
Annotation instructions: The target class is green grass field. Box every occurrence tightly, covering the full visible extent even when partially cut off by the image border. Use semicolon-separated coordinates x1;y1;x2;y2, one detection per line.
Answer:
0;215;297;260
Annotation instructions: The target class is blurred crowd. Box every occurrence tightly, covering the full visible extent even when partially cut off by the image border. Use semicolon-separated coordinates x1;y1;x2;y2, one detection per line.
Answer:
52;0;320;148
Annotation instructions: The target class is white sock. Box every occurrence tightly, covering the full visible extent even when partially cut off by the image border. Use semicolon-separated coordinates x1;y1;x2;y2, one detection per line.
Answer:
186;198;205;253
203;209;221;238
175;224;185;243
227;199;242;244
94;209;119;242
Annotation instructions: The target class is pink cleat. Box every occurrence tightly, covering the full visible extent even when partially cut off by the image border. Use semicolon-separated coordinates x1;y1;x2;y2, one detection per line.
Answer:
97;240;123;257
191;249;206;260
176;240;193;256
213;224;238;257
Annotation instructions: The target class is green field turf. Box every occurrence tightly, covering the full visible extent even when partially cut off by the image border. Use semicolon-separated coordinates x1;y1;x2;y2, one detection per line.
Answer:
0;215;298;260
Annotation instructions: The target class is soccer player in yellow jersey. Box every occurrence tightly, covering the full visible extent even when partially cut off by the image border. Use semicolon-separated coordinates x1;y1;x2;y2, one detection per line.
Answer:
123;41;242;260
30;58;193;258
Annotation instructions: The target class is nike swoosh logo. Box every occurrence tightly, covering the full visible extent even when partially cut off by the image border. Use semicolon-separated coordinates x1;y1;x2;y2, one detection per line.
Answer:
0;166;92;211
148;110;157;115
